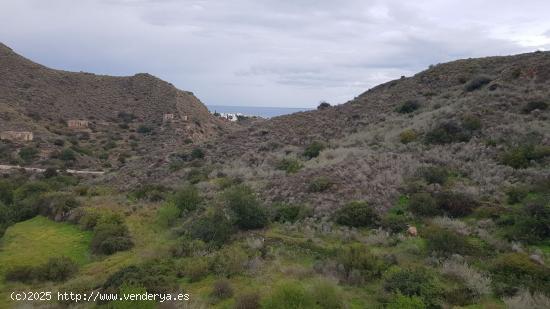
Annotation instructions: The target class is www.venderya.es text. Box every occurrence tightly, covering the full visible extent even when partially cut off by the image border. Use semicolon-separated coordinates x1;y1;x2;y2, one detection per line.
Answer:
10;291;190;303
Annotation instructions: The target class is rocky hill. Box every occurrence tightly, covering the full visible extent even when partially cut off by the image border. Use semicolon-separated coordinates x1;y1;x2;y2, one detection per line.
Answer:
0;43;226;170
126;51;550;213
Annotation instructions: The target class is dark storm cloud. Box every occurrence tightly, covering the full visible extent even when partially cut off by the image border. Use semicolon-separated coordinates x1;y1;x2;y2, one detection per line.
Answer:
1;0;549;107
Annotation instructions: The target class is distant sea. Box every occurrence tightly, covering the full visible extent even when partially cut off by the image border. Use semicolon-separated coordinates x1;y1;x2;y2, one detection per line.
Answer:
207;105;312;118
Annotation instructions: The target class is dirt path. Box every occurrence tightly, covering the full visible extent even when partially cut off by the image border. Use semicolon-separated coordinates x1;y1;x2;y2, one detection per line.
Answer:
0;164;105;175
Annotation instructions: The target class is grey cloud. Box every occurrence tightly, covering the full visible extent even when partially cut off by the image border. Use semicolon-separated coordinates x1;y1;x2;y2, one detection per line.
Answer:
1;0;549;107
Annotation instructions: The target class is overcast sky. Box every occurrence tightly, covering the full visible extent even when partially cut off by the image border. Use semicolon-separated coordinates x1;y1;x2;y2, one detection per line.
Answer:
1;0;550;108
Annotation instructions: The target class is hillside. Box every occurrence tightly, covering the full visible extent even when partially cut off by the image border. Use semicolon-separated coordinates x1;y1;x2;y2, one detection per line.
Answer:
0;43;226;171
123;51;550;212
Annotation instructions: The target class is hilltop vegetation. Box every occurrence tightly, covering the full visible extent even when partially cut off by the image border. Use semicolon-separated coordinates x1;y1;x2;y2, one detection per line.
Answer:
0;45;550;308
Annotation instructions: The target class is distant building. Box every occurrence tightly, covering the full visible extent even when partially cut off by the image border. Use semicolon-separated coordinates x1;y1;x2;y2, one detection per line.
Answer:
0;131;33;142
216;112;243;122
163;113;175;122
67;119;89;129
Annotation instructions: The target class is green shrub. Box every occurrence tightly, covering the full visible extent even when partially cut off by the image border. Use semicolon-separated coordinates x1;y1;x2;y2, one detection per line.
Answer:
276;158;303;174
424;121;473;144
173;185;202;214
39;192;80;220
19;146;39;163
210;245;248;277
130;184;167;202
308;176;333;192
444;287;477;307
224;185;268;230
435;191;479;217
272;203;312;223
102;261;178;295
383;267;442;307
381;212;410;233
461;114;482;131
522;100;548;113
506;185;530;204
5;265;38;283
387;293;426;309
336;244;387;284
137;125;153;134
262;281;316;309
187;168;209;184
40;256;78;282
5;256;78;283
234;292;261;309
490;253;550;296
310;280;344;309
334;201;379;228
60;148;77;161
90;214;133;255
191;147;205;160
399;129;419;144
408;193;439;217
501;144;550;169
188;208;234;246
464;76;492;92
500;199;550;243
304;141;326;159
396;100;420;113
417;166;449;185
423;226;475;256
156;202;181;227
211;279;234;300
180;257;209;282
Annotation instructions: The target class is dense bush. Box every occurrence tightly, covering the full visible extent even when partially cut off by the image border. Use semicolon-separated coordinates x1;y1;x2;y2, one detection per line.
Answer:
187;168;209;184
381;212;410;233
506;185;530;204
19;146;39;163
137;125;153;134
334;201;379;228
262;281;316;309
90;214;133;255
303;141;326;159
490;253;550;296
179;257;209;282
336;244;387;284
38;192;80;220
210;245;248;277
408;193;439;217
191;147;205;160
396;100;420;113
424;121;474;144
276;158;303;174
499;198;550;243
102;261;178;294
501;144;550;169
310;280;344;309
224;185;268;230
60;148;77;162
317;102;331;110
5;256;78;283
211;279;234;300
464;76;492;92
522;100;548;113
130;184;168;202
399;129;419;144
383;267;442;307
272;203;312;223
417;166;449;185
308;176;333;192
234;292;261;309
423;226;475;256
188;208;234;246
435;191;479;217
173;185;202;214
461;114;482;131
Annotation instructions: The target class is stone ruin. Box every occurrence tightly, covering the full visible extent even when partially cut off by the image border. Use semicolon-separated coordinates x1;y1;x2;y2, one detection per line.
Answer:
67;119;89;129
0;131;34;142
